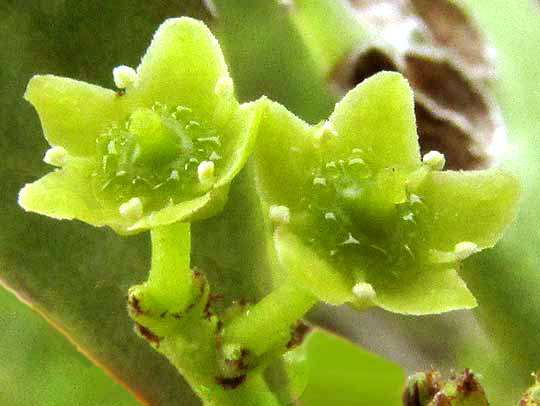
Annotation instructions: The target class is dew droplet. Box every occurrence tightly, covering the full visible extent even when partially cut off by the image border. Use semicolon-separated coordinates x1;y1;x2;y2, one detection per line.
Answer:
402;212;415;222
340;186;363;201
107;140;117;155
313;177;327;186
324;212;336;221
169;170;179;181
409;194;422;205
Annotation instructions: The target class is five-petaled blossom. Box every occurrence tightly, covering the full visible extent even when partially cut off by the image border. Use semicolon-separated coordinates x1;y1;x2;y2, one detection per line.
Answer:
255;72;519;315
19;18;262;234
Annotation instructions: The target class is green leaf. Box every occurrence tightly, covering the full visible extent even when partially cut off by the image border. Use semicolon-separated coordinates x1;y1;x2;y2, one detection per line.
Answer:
0;227;200;406
415;169;520;252
287;328;405;405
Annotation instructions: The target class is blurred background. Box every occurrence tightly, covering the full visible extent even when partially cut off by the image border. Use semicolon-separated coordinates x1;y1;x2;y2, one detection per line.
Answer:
1;1;540;404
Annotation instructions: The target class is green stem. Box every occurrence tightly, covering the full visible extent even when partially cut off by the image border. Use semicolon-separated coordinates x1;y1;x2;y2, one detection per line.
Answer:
130;222;282;406
147;222;193;310
223;282;317;356
157;316;281;406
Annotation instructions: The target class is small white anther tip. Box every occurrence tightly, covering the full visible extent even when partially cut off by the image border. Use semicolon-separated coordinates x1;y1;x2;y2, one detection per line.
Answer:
269;205;290;225
454;241;479;260
43;146;68;167
113;65;138;89
119;197;143;222
422;150;446;171
197;161;215;184
214;76;234;97
352;282;376;301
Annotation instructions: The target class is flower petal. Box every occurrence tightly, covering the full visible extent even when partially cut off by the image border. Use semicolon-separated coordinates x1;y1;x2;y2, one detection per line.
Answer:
416;169;520;251
369;268;477;315
127;185;229;232
329;72;421;170
215;99;264;188
18;159;116;227
132;17;229;118
24;75;127;157
274;228;356;305
254;100;318;210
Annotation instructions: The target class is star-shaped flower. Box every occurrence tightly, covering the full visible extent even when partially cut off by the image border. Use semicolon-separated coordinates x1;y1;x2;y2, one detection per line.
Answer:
255;72;519;315
19;18;262;234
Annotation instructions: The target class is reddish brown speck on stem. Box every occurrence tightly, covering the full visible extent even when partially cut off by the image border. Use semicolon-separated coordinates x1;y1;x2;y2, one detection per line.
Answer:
286;321;312;349
135;323;162;347
215;374;247;390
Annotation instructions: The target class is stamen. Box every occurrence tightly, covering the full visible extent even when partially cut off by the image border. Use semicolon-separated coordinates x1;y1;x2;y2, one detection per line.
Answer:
43;146;67;167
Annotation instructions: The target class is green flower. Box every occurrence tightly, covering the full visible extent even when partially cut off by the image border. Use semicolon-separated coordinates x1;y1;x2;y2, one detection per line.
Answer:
19;18;262;234
255;72;519;315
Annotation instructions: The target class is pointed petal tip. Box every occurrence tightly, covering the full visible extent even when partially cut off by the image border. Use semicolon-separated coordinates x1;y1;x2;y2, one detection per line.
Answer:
17;181;73;221
17;183;30;211
24;74;55;103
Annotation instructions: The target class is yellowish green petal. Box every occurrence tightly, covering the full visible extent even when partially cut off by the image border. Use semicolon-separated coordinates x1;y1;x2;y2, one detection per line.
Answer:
131;17;230;119
215;100;264;189
24;75;127;157
254;99;317;210
329;72;421;170
274;228;356;305
369;268;477;315
416;169;520;251
18;159;115;226
127;185;229;232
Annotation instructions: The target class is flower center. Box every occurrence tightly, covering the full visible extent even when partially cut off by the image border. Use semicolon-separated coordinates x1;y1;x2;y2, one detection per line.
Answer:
93;103;222;212
292;148;428;277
